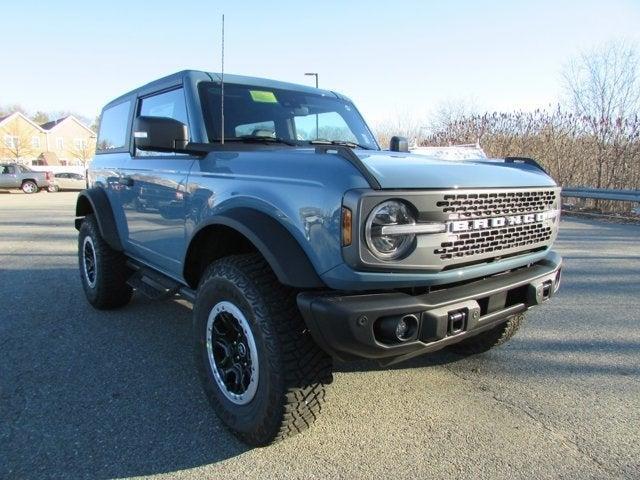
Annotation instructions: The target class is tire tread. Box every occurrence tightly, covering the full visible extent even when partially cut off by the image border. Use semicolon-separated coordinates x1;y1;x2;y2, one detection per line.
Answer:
449;313;525;356
197;253;332;445
78;215;132;310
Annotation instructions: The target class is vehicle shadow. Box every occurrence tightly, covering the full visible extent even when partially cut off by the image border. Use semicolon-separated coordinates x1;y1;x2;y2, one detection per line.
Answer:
334;349;463;373
0;267;249;479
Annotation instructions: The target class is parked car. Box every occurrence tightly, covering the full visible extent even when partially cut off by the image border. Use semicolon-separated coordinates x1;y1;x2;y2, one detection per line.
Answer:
50;172;86;191
75;70;562;446
0;163;53;193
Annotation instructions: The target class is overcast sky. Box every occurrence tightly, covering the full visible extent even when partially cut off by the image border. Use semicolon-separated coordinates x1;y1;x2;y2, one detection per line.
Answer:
3;0;640;123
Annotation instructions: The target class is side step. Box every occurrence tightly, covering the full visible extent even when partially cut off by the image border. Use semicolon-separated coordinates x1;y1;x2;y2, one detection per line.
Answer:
126;261;187;301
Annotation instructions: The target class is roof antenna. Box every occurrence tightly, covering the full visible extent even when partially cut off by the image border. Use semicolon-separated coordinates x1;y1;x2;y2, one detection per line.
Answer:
220;14;225;145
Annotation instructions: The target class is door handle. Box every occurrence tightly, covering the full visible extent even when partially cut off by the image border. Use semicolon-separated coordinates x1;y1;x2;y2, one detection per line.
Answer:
118;176;134;187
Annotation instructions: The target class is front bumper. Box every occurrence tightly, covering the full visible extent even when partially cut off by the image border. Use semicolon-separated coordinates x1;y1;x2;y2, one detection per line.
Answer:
298;251;562;365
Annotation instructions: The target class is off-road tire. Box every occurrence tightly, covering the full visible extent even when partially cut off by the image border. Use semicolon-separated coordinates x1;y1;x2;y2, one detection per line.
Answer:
78;214;132;309
448;313;525;356
194;253;333;446
21;180;38;194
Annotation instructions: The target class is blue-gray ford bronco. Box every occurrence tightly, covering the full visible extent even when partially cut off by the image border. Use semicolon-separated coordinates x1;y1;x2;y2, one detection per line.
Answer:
76;70;562;446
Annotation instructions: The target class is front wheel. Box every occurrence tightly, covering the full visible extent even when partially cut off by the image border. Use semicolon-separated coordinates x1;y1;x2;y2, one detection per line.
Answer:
448;313;525;356
21;180;38;194
194;254;332;446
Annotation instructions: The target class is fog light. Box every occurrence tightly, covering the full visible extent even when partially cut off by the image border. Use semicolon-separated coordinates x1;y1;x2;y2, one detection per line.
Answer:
375;314;419;344
396;318;409;338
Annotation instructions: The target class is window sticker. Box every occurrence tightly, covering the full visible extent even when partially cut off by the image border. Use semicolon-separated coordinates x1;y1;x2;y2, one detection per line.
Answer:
249;90;278;103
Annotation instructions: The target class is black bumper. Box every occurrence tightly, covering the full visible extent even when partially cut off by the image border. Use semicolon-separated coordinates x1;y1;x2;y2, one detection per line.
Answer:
297;251;562;365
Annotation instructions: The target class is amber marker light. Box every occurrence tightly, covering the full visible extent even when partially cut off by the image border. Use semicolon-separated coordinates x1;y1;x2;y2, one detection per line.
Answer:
342;207;353;246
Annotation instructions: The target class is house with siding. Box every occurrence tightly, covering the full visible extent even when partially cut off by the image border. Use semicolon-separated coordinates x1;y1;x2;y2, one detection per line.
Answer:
0;112;47;162
0;112;96;165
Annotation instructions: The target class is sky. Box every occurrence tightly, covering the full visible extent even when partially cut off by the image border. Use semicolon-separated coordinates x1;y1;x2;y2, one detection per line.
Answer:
2;0;640;124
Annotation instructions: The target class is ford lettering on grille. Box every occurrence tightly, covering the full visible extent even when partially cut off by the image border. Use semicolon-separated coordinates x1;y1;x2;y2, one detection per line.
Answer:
448;210;559;233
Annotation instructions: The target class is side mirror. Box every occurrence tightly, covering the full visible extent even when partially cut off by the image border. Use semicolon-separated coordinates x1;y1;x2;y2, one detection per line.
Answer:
133;116;189;153
389;136;409;152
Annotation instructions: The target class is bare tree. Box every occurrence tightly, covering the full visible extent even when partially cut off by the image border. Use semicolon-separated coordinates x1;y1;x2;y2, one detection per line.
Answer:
563;41;640;119
1;121;36;162
372;111;424;148
0;104;27;118
563;41;640;188
69;138;96;165
90;115;100;134
427;97;479;139
31;111;50;125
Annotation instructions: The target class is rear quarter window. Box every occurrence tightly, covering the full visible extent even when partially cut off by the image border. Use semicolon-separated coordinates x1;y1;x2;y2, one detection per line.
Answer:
96;101;132;153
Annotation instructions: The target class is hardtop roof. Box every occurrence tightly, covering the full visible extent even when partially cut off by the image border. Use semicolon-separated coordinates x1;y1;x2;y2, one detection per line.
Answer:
103;70;349;110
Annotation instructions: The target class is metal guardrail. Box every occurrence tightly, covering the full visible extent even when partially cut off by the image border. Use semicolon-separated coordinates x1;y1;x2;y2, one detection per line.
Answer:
561;187;640;202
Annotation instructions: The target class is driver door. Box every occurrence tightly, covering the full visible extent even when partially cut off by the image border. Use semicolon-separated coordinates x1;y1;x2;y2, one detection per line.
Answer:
120;87;196;277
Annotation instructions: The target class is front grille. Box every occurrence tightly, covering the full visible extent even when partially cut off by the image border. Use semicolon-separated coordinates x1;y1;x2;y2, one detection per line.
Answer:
435;223;553;260
433;188;559;262
436;190;557;219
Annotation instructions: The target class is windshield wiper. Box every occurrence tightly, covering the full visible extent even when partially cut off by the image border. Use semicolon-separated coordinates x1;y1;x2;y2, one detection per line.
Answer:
223;136;298;146
308;139;373;150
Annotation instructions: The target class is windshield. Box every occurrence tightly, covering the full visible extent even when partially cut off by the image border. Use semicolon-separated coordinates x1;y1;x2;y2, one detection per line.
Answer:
199;82;379;149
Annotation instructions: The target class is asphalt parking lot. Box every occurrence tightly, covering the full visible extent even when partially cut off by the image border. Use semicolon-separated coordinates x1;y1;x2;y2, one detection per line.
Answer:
1;191;639;479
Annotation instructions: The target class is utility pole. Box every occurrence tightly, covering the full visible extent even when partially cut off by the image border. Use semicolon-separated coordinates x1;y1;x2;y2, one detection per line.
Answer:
305;72;319;139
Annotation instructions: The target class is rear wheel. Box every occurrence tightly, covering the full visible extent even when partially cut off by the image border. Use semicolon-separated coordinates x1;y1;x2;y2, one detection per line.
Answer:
448;313;525;356
78;215;132;309
194;254;332;446
21;180;38;194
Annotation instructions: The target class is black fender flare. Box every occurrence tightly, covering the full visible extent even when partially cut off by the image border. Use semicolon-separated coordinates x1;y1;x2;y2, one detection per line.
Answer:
185;208;324;289
74;188;123;251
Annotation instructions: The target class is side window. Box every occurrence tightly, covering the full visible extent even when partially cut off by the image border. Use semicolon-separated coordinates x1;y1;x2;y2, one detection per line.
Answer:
97;101;131;152
136;88;189;157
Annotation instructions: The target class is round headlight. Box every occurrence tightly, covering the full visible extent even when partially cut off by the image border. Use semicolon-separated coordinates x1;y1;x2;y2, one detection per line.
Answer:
365;200;416;260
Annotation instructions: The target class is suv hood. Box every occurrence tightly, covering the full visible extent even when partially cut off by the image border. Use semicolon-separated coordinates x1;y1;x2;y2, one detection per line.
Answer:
356;150;556;189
